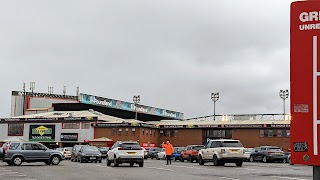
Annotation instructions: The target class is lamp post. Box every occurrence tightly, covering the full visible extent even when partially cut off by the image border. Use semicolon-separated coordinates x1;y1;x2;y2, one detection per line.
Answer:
279;89;289;118
133;95;140;120
211;92;219;120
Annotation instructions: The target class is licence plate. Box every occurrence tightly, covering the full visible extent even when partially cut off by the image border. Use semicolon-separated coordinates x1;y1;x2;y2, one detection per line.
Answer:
127;152;136;155
229;149;239;152
90;157;96;159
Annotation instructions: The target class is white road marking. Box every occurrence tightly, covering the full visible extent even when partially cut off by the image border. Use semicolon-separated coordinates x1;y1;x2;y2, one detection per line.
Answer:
219;177;240;180
172;165;216;171
0;172;18;175
0;169;12;172
145;167;174;171
270;176;308;180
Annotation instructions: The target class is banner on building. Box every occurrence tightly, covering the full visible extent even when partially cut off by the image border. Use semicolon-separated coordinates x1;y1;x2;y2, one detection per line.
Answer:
29;125;55;142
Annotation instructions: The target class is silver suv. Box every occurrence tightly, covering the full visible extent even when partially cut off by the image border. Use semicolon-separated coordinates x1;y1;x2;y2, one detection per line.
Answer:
0;142;65;166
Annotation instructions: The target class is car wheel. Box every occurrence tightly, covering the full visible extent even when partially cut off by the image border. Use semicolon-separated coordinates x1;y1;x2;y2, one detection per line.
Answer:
139;160;144;167
213;155;221;166
189;156;193;163
198;155;205;165
180;157;184;162
262;156;267;163
71;158;74;162
283;158;287;163
107;159;111;166
236;161;243;167
249;156;254;162
51;155;61;165
99;160;102;163
151;157;154;159
12;156;23;166
113;156;119;167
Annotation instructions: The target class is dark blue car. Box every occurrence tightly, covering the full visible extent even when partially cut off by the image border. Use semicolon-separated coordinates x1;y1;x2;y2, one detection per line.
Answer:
172;147;185;161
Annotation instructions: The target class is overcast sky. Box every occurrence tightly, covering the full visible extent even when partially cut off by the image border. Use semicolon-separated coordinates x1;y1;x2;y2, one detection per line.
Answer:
0;0;294;119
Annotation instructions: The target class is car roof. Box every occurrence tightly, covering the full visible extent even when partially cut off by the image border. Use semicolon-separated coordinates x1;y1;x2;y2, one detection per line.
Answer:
209;139;239;142
117;141;139;144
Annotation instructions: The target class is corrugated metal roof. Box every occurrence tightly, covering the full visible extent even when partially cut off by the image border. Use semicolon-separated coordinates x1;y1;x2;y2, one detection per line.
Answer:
148;119;290;125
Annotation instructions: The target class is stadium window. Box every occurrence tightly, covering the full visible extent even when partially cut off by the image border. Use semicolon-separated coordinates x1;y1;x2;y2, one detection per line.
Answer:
160;130;163;137
273;129;277;137
62;123;80;129
132;128;135;135
118;128;122;136
8;123;24;136
170;130;174;137
163;130;167;137
146;129;148;135
174;130;178;137
142;129;145;135
111;128;116;136
264;130;268;137
150;129;152;136
154;130;156;136
81;122;90;129
125;128;128;136
268;130;273;137
277;130;282;137
259;130;264;137
286;130;291;137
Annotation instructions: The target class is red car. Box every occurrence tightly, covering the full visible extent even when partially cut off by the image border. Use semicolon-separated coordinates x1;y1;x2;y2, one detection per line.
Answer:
180;145;205;163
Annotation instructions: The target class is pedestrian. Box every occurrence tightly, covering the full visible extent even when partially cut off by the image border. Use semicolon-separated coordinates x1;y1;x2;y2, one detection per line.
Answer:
164;140;173;165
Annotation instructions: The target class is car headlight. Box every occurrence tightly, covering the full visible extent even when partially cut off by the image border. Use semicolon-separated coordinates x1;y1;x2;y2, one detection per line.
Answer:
98;154;102;156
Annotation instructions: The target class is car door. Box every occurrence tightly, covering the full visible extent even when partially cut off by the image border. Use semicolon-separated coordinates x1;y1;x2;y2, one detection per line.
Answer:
21;143;34;160
250;148;258;160
203;141;214;160
108;143;118;160
256;147;265;160
181;146;188;159
32;143;50;160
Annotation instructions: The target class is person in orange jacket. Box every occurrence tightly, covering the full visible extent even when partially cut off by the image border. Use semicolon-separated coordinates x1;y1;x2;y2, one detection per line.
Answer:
164;140;174;165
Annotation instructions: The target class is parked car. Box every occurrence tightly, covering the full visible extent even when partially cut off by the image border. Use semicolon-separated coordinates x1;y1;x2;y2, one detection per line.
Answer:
77;146;102;163
283;152;290;163
198;139;246;167
71;145;88;162
172;147;185;161
98;147;110;159
0;141;65;166
156;150;166;160
180;145;205;163
107;141;144;167
249;146;286;163
243;148;254;161
141;147;148;159
147;148;164;159
56;147;72;160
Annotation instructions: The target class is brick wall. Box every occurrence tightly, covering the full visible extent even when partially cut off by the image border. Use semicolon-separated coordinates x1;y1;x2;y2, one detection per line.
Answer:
232;129;290;151
159;129;203;147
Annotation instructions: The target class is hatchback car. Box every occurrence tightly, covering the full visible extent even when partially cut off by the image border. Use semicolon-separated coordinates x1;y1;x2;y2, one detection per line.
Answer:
77;146;102;163
250;146;286;163
71;145;88;162
56;147;72;160
98;147;110;159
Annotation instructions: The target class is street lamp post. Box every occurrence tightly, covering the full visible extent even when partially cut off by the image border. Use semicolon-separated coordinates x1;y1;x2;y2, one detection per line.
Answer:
279;89;289;118
133;95;140;120
211;92;219;121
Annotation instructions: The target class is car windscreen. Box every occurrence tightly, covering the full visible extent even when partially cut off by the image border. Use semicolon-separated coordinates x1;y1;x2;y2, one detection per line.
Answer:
221;141;243;147
192;146;205;150
76;145;84;151
269;148;282;152
119;143;141;150
82;146;99;152
175;148;184;152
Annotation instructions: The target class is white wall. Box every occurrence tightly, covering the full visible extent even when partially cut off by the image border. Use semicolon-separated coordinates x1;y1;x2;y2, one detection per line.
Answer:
0;122;94;143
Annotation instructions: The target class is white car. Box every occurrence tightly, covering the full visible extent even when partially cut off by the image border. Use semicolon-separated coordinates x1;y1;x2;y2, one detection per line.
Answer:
106;141;144;167
141;147;148;159
56;147;72;160
243;148;254;161
198;139;246;167
156;150;166;160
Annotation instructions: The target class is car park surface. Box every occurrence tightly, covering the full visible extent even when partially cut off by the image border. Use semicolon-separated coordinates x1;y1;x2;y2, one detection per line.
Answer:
0;158;313;180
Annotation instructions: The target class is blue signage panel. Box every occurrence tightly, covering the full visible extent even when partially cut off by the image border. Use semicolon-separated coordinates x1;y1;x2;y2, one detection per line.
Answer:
80;93;183;119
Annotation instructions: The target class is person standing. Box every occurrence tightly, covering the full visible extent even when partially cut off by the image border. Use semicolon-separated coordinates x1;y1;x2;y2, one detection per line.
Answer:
164;140;174;165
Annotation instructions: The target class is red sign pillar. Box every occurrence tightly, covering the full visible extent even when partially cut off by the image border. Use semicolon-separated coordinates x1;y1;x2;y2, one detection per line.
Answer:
290;0;320;168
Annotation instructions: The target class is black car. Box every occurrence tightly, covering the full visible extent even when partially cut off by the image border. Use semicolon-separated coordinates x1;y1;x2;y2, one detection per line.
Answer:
98;147;110;159
249;146;286;163
71;145;88;162
147;148;164;159
77;146;102;163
